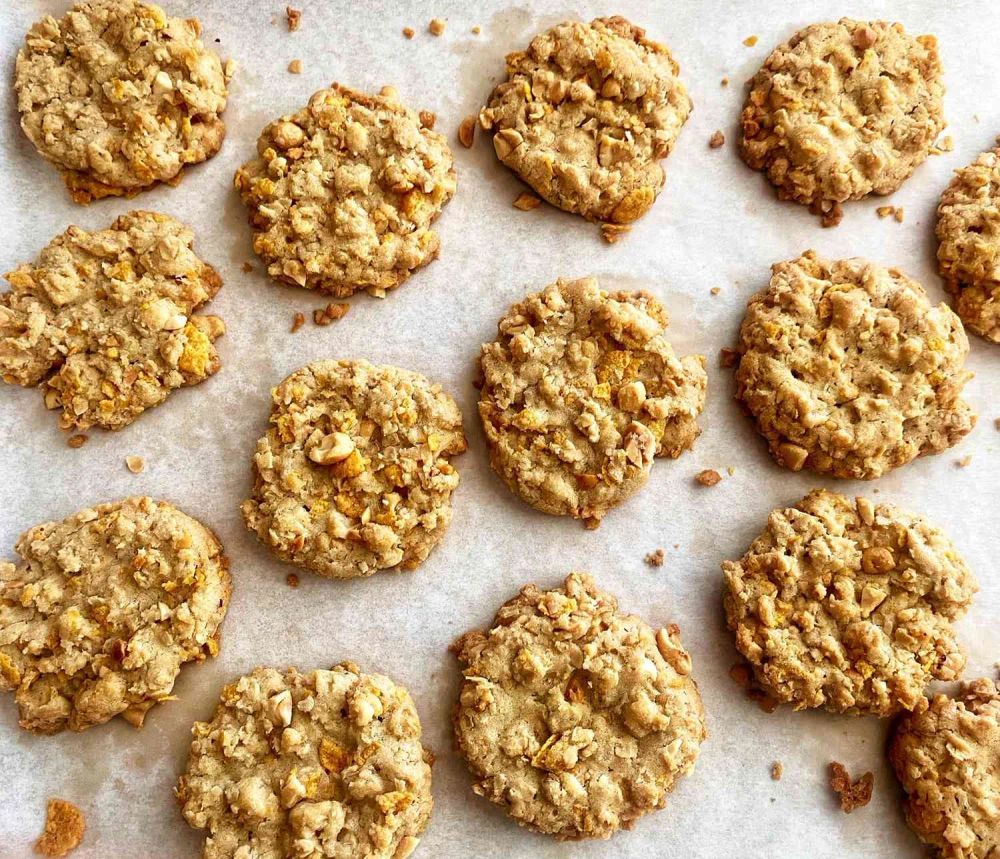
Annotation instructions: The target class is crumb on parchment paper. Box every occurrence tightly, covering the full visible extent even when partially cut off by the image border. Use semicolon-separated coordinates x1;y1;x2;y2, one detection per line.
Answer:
513;192;541;211
695;469;721;487
710;287;721;295
729;662;779;713
419;110;436;130
125;455;144;474
313;303;349;326
771;761;783;781
288;59;302;74
719;347;739;369
709;130;725;149
458;116;475;148
241;261;253;273
644;548;664;567
402;26;415;39
601;223;630;244
286;573;299;588
285;6;301;31
429;18;446;36
35;798;85;857
291;312;305;333
743;35;758;46
956;455;972;468
67;434;87;449
829;762;874;813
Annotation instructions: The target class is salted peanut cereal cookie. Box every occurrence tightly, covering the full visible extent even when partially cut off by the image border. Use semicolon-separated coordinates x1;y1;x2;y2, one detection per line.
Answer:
178;664;433;859
452;572;706;840
235;84;456;297
0;211;224;432
479;276;705;526
479;16;691;227
736;251;974;480
723;489;977;716
740;19;944;224
15;0;231;203
889;678;1000;859
936;144;1000;343
0;497;230;734
242;360;466;579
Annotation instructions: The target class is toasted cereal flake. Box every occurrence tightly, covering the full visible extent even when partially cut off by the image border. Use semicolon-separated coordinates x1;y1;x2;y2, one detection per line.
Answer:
125;455;145;474
35;798;85;857
458;116;476;148
600;223;631;244
743;35;758;46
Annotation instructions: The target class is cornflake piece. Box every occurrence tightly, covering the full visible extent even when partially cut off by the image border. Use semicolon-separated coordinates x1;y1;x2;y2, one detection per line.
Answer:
695;468;721;486
291;312;305;333
458;116;476;148
67;434;87;449
429;18;445;36
743;35;758;46
513;192;541;211
285;6;301;31
125;455;145;474
709;130;725;149
645;548;665;567
287;59;302;74
35;798;85;858
829;762;874;813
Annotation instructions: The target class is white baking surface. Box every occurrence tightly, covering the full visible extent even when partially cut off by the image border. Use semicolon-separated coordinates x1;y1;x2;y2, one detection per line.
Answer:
0;0;997;856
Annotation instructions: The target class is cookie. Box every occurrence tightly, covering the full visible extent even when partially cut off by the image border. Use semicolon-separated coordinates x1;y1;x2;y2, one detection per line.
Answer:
235;84;456;298
722;489;977;716
936;144;1000;343
478;16;691;227
241;360;466;579
0;211;225;432
735;251;974;480
478;277;705;526
0;497;230;734
15;0;230;203
740;19;944;223
451;572;706;840
889;679;1000;859
177;664;432;859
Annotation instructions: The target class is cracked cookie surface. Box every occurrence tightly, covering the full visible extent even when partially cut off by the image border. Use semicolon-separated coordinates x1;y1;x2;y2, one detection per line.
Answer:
740;19;944;221
235;84;456;298
736;251;974;480
15;0;229;203
0;211;224;432
178;664;432;859
452;572;705;840
0;497;230;734
889;679;1000;859
242;360;466;579
723;490;976;716
937;144;1000;343
479;16;691;226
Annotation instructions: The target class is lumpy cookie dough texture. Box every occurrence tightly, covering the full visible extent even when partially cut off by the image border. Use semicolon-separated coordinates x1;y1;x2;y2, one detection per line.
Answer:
452;572;706;840
890;679;1000;859
740;19;944;219
15;0;230;203
936;144;1000;343
0;211;225;432
736;251;974;480
479;277;706;525
242;360;466;579
178;664;433;859
235;84;456;297
0;497;230;734
723;490;977;716
479;16;692;226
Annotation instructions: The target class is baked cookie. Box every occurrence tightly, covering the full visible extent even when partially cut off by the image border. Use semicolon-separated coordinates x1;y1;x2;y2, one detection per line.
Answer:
0;497;230;734
479;277;706;527
452;572;706;840
0;211;224;432
735;251;974;480
235;84;456;297
889;679;1000;859
478;16;691;227
242;360;466;579
936;144;1000;343
177;664;432;859
15;0;230;203
740;19;944;224
723;490;977;716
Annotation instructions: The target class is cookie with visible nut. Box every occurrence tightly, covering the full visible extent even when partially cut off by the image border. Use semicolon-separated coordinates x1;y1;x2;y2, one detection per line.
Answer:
15;0;230;203
723;489;977;716
479;16;691;228
451;572;706;840
735;251;974;480
740;19;944;222
479;276;706;526
0;497;230;734
235;83;456;298
178;664;432;859
241;359;466;579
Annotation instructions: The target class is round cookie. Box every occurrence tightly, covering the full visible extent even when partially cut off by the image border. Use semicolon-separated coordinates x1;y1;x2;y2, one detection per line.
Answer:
740;19;944;224
241;360;466;579
889;679;1000;859
478;16;691;226
235;84;456;297
15;0;230;203
735;251;974;480
178;664;432;859
936;144;1000;343
0;210;225;432
722;489;977;716
0;497;230;734
479;277;706;527
451;572;706;840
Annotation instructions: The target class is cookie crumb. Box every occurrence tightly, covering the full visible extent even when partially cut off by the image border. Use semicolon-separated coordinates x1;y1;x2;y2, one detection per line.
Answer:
125;455;145;474
513;192;541;211
876;205;895;218
402;26;415;39
67;434;88;449
955;454;972;468
743;35;758;47
719;347;739;369
644;548;665;567
721;77;729;86
472;26;481;35
286;573;299;588
428;18;445;36
708;130;725;149
894;207;905;222
419;110;436;130
600;223;631;244
287;59;302;74
828;762;874;813
729;661;779;713
313;303;350;326
35;798;85;857
458;116;476;148
285;6;301;31
291;312;305;333
241;262;253;273
771;761;783;781
994;417;1000;431
710;287;721;296
820;201;844;228
695;469;721;487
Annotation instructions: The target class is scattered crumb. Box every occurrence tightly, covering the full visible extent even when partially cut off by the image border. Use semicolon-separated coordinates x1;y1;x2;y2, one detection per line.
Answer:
313;303;349;326
721;77;729;86
829;762;874;813
35;798;85;857
771;761;783;781
673;543;679;549
956;455;973;468
428;18;446;36
876;205;904;222
285;6;301;31
287;59;302;74
695;468;722;487
708;130;725;149
743;35;758;47
644;548;665;568
471;25;481;34
241;261;253;273
994;417;1000;431
820;202;844;228
291;312;305;333
458;116;476;148
729;662;779;713
419;110;436;130
402;26;415;39
719;347;739;369
930;136;955;156
67;434;88;449
513;192;541;211
125;455;145;474
894;207;905;223
286;573;300;588
710;287;721;296
726;466;735;476
601;223;631;244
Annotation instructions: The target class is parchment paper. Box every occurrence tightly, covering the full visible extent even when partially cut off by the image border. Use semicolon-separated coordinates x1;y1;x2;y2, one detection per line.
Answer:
1;1;998;856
